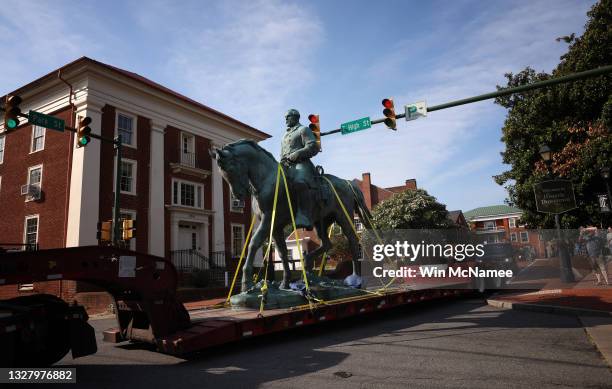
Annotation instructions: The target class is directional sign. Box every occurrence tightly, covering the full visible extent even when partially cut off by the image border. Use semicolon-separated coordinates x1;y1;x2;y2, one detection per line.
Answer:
341;117;371;135
533;180;577;214
405;101;427;121
28;110;65;132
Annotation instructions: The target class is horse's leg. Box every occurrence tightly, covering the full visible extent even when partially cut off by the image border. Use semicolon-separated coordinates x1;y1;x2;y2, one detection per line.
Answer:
305;220;333;273
336;215;361;277
242;218;270;292
272;229;292;289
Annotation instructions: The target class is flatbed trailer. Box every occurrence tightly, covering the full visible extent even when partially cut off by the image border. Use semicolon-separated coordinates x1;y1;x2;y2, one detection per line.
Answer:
0;246;474;365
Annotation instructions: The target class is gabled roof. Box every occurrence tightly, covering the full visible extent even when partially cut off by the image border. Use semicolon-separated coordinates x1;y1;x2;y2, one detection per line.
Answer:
4;56;270;139
463;205;523;221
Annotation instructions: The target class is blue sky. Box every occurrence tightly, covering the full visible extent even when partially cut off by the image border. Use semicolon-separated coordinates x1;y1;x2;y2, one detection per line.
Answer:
0;0;596;212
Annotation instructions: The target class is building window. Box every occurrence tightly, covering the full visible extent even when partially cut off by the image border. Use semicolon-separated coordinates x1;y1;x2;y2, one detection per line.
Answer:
24;215;39;249
509;218;516;228
120;209;136;251
483;221;496;230
172;179;203;209
116;112;136;147
31;126;45;153
510;232;517;242
520;231;529;243
181;133;195;167
26;165;43;201
230;192;245;213
354;217;364;232
119;159;137;195
231;224;245;257
0;135;5;163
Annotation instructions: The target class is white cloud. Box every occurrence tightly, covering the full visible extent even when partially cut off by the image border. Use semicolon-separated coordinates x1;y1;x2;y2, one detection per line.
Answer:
161;0;324;131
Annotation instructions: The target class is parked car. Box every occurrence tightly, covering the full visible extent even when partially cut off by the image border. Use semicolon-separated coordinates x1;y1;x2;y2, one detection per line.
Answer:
475;243;518;290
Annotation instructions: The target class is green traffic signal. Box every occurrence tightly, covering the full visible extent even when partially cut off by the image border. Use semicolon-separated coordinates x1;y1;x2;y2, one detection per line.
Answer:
6;118;18;129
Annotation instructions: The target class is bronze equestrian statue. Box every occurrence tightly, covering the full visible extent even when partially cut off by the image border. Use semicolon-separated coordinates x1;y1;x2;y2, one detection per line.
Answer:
210;112;372;292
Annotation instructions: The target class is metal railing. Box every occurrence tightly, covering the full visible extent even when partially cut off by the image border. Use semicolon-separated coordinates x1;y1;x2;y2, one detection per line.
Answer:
0;243;39;253
180;151;196;168
171;249;229;287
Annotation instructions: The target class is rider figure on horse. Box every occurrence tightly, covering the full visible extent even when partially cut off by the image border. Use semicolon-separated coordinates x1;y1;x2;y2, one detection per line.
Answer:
280;109;319;230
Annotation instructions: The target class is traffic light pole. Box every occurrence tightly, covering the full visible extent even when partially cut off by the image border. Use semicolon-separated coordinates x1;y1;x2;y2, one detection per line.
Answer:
112;135;123;246
320;65;612;136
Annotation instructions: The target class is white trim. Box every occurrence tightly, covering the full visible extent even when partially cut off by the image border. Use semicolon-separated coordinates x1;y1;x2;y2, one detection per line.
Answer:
231;223;245;258
30;126;46;153
510;232;517;242
0;134;4;164
520;231;529;243
23;214;40;247
229;192;244;213
114;158;137;195
171;178;204;209
115;110;137;149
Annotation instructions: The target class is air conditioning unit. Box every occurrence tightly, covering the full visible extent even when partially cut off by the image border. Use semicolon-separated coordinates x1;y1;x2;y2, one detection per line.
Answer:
20;184;30;195
22;185;41;201
231;199;245;209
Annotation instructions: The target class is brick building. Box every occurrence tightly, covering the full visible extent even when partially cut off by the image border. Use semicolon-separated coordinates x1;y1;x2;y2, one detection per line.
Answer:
464;205;544;257
0;57;269;303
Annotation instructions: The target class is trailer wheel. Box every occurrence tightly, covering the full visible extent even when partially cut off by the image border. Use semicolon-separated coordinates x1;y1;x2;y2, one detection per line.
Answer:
8;294;71;366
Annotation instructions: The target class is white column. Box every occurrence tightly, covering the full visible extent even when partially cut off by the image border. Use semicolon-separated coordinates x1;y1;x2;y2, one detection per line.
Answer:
211;142;226;252
202;220;210;256
148;120;165;256
66;100;103;247
171;218;180;252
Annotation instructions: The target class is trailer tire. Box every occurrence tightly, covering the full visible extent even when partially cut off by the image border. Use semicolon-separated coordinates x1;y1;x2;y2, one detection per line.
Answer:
8;294;71;366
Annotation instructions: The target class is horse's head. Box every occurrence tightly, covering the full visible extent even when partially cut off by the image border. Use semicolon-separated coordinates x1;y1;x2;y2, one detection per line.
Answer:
209;144;250;200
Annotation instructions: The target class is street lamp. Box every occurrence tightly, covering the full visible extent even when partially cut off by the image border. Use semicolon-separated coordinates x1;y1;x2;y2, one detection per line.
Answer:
539;143;575;283
539;144;552;163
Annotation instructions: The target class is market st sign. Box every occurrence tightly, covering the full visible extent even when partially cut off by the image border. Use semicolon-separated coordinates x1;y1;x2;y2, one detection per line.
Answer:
533;180;577;214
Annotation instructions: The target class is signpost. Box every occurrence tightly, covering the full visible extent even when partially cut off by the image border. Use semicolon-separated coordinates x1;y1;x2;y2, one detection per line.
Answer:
341;117;371;135
405;101;427;121
28;110;65;132
533;180;577;214
533;179;576;283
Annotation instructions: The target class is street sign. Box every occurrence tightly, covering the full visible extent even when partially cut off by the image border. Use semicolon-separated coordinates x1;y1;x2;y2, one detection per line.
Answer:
28;110;65;132
341;117;371;135
597;194;610;213
533;180;577;214
405;101;427;121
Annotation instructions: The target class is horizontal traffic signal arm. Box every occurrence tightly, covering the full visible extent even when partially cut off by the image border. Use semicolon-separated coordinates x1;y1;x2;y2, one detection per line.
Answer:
320;64;612;137
0;106;120;146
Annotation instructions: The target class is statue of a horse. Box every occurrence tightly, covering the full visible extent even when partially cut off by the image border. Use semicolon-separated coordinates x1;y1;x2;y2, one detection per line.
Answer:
210;139;372;292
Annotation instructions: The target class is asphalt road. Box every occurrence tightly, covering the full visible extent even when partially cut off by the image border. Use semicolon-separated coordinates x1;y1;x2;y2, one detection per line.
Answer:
56;297;612;389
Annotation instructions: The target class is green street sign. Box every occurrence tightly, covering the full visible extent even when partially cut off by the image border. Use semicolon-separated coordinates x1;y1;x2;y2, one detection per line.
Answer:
28;110;65;132
341;117;371;135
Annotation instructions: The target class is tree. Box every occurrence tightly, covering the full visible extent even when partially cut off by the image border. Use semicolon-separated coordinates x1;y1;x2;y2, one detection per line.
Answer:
494;0;612;228
370;189;452;229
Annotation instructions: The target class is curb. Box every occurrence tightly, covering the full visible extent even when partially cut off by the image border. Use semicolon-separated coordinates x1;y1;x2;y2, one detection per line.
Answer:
486;298;612;317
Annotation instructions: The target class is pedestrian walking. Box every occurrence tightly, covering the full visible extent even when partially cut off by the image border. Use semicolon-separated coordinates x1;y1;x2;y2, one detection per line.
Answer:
579;227;609;286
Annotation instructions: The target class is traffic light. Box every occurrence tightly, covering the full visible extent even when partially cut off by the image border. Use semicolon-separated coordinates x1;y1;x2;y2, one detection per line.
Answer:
308;114;321;151
97;220;112;242
121;219;136;241
3;95;22;131
76;116;92;147
382;98;397;130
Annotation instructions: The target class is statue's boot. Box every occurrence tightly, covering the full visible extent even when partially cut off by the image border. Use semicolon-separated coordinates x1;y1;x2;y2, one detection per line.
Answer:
294;189;313;230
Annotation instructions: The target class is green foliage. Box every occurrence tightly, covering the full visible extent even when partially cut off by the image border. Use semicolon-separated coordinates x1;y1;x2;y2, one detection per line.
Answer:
370;189;452;229
494;0;612;228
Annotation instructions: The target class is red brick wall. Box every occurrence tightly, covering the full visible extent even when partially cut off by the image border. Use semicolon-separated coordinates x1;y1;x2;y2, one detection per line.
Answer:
0;106;77;301
98;105;150;253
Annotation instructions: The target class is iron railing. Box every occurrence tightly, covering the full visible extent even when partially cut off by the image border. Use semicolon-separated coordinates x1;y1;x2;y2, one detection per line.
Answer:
180;151;196;168
171;249;230;287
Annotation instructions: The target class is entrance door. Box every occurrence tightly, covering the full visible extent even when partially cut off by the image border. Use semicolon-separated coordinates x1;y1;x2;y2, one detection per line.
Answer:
178;223;200;251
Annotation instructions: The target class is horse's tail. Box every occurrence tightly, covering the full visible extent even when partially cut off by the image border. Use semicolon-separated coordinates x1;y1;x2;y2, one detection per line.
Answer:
349;180;374;230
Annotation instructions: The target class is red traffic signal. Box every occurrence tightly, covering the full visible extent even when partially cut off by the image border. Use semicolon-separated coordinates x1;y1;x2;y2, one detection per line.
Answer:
3;95;22;131
382;98;396;130
77;116;92;148
308;114;321;151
